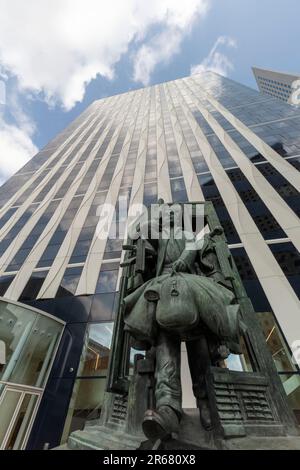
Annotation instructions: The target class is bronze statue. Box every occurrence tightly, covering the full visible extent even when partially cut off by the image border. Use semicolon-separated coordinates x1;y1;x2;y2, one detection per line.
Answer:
123;200;244;441
68;201;299;450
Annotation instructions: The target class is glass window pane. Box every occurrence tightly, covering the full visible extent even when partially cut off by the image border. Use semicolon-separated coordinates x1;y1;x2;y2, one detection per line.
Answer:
19;271;48;301
61;323;114;443
280;373;300;424
257;311;297;373
8;316;62;387
0;278;17;298
56;267;83;297
0;389;22;446
95;270;118;294
4;393;39;450
0;303;36;381
78;323;113;377
61;377;106;440
0;300;63;387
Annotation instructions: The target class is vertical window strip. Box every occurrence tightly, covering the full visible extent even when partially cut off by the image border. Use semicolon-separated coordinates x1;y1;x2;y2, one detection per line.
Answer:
36;91;141;299
75;89;147;296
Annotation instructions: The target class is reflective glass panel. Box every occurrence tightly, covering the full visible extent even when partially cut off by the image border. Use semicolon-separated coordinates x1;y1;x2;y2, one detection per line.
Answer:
3;393;39;450
0;300;63;387
77;323;113;378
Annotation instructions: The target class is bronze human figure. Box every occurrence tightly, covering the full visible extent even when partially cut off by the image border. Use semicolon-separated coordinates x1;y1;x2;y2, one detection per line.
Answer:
123;201;244;441
67;201;299;450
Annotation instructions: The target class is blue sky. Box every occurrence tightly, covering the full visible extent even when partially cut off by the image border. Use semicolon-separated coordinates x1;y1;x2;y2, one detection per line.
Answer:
0;0;299;182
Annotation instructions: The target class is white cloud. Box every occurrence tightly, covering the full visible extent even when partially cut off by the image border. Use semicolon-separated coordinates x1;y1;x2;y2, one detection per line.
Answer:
133;29;182;86
0;0;211;184
0;0;210;186
133;0;210;85
0;117;38;184
191;36;237;77
0;88;38;184
0;0;211;110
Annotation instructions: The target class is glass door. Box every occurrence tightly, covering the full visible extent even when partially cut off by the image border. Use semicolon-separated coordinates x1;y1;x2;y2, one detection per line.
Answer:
0;383;42;450
0;298;65;449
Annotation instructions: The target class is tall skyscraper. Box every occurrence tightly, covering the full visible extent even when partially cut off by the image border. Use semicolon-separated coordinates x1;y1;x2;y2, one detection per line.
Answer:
252;66;300;104
0;71;299;449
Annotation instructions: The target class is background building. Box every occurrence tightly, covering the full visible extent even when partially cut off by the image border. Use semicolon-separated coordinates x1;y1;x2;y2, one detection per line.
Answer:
253;66;300;104
0;71;299;449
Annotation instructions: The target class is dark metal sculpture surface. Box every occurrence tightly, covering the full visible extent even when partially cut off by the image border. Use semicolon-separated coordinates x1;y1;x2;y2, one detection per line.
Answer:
68;202;299;450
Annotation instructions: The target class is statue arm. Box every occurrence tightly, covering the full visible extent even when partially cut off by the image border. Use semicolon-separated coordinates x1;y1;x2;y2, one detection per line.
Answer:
174;234;211;273
178;245;197;269
173;236;200;272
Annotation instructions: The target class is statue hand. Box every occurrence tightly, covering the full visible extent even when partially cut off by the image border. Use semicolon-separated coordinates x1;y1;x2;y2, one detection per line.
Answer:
172;259;187;273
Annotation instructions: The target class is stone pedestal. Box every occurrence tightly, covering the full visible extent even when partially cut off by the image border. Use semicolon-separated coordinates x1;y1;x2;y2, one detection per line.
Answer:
64;408;300;450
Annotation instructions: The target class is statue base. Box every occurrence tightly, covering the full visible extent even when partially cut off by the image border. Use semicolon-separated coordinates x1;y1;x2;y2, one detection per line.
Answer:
61;364;300;451
67;425;143;451
65;409;300;451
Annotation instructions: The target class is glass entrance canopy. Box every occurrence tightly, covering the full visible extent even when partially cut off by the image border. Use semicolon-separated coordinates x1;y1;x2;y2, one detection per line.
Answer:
0;297;64;449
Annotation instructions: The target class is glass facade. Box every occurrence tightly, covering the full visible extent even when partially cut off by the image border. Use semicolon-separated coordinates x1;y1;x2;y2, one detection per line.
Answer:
253;67;300;104
0;71;299;448
0;299;64;449
61;322;113;440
